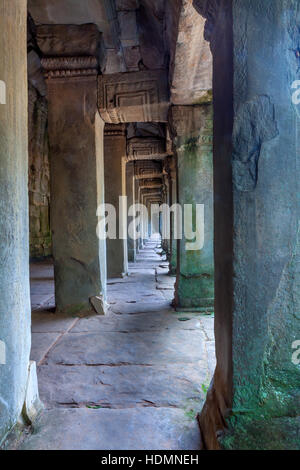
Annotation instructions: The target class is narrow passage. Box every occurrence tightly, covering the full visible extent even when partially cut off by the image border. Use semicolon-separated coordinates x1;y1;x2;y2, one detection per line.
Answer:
19;239;215;450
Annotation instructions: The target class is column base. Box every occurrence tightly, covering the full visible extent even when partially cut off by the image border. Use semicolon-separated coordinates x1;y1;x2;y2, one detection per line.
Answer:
108;272;128;279
176;273;214;312
128;249;136;263
168;266;177;276
22;361;44;425
56;296;109;316
175;304;214;313
199;379;300;450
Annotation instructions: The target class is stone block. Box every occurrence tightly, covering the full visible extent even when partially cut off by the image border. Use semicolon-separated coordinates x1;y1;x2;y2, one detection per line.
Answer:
127;137;166;160
36;24;102;58
98;70;169;123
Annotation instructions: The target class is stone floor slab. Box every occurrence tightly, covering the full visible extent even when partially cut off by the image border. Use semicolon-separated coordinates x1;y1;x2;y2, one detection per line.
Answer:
20;408;201;450
37;363;208;409
31;332;61;365
45;329;206;366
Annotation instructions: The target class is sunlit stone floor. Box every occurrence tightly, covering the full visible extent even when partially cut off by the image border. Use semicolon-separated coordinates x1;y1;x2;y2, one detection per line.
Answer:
14;240;215;450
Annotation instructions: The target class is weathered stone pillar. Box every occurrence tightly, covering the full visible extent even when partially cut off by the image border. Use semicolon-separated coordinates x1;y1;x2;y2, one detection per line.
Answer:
126;161;136;262
169;104;214;311
0;0;40;440
194;0;300;450
37;25;107;314
139;186;147;249
169;155;178;275
161;166;171;258
104;125;128;278
134;178;141;252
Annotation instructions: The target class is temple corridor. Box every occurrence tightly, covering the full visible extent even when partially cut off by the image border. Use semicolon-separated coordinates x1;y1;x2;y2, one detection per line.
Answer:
16;239;215;450
1;0;299;451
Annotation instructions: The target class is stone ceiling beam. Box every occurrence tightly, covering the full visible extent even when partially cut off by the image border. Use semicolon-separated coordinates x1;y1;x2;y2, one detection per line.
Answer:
127;137;168;161
98;70;169;123
139;179;163;190
135;172;163;180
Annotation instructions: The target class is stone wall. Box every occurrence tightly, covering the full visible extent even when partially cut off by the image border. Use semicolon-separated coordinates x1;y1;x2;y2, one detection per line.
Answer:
28;83;51;259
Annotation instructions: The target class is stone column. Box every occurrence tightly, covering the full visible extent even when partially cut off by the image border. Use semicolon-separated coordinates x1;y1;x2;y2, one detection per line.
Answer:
194;0;300;450
104;125;128;278
161;167;171;258
169;155;178;275
138;186;145;250
126;161;136;262
134;178;141;252
37;25;107;315
0;0;41;440
169;104;214;311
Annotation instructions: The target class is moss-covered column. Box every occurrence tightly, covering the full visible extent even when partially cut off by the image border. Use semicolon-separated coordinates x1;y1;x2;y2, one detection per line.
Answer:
194;0;300;450
170;104;214;311
104;125;128;278
126;161;136;262
37;25;107;315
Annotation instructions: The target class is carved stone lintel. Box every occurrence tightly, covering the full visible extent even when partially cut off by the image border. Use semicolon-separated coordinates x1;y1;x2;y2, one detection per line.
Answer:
139;179;163;189
98;70;169;123
127;137;167;161
135;172;163;180
140;189;162;197
104;123;127;137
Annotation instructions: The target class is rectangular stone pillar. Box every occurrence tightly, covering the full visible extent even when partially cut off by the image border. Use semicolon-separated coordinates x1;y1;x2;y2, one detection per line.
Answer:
138;186;144;250
126;161;136;262
0;0;40;440
37;25;107;315
161;172;171;258
169;156;178;275
194;0;300;450
104;125;128;278
134;178;141;252
170;104;214;311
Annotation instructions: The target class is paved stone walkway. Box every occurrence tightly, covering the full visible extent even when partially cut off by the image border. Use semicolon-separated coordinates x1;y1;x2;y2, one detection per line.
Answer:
18;240;215;450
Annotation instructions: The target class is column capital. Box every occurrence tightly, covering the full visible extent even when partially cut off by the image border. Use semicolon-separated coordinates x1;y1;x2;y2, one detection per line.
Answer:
104;124;127;137
36;24;102;81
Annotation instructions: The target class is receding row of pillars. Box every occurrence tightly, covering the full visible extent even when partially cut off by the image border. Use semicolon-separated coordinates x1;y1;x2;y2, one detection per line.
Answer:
45;66;214;315
3;0;298;449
